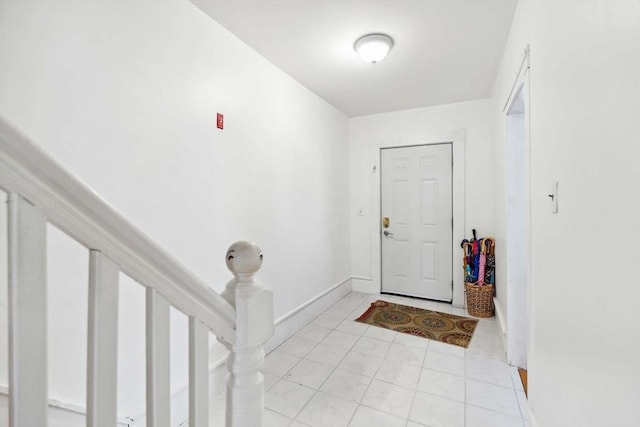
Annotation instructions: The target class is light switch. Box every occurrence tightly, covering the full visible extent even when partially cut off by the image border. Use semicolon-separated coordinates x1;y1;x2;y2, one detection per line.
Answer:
549;181;558;214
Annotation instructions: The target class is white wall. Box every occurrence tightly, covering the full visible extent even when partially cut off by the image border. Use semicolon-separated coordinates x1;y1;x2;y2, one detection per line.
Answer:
492;1;640;426
0;0;350;423
349;99;495;305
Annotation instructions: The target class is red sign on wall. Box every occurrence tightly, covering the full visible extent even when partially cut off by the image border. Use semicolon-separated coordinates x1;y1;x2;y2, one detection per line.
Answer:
217;113;224;130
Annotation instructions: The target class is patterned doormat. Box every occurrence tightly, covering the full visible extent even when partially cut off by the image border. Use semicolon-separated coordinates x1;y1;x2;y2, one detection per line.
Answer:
355;300;478;348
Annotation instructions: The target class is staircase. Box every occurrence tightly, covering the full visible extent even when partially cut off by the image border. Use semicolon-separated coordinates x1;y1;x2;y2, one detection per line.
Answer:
0;116;274;427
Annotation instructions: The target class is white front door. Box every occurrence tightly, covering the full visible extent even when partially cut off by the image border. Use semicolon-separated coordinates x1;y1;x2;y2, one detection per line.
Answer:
381;144;453;301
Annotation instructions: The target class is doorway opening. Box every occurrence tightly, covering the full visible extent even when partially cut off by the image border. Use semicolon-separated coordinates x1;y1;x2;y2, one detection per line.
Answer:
504;56;531;369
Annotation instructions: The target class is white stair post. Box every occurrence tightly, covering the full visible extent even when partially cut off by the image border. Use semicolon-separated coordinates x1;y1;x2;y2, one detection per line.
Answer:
7;193;48;427
220;241;274;427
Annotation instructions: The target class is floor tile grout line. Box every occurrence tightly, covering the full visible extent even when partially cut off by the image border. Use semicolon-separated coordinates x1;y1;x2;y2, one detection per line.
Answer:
413;386;467;404
356;399;413;424
466;375;519;391
295;307;424;425
465;401;526;420
406;367;423;425
265;327;328;421
265;292;514;426
288;320;374;425
512;379;527;420
464;342;467;427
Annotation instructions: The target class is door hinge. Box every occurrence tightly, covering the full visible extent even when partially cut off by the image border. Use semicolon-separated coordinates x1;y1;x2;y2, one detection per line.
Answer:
451;280;454;290
451;217;453;228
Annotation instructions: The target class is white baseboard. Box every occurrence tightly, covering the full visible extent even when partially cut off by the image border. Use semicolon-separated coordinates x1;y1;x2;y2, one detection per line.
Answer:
163;277;353;427
267;277;353;353
0;386;131;426
493;296;507;352
351;276;376;293
134;359;229;427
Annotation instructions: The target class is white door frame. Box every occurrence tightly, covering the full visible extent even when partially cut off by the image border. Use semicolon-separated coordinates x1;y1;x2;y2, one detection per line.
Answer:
366;130;466;307
503;46;532;368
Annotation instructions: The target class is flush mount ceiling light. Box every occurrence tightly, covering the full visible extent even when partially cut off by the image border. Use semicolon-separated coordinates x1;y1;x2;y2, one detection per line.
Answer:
354;33;394;64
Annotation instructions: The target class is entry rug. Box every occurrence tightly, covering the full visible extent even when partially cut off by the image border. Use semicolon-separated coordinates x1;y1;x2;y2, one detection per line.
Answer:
355;300;478;348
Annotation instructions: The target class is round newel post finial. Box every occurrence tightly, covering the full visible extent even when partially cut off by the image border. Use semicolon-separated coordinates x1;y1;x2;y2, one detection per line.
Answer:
222;241;273;426
225;241;263;277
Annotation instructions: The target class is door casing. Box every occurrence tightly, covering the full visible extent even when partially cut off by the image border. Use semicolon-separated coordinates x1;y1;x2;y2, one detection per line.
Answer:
357;130;466;307
503;47;532;369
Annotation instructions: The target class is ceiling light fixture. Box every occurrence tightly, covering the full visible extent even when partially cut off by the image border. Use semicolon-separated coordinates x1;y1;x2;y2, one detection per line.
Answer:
354;33;394;64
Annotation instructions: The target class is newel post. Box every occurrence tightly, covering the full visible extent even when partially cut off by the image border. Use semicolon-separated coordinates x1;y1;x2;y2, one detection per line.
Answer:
220;241;274;427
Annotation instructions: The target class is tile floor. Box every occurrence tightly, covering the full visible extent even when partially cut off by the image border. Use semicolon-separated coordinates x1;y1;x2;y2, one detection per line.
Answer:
212;291;528;427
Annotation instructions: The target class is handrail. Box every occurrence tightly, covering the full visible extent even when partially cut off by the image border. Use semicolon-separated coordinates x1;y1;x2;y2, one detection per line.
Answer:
0;116;236;342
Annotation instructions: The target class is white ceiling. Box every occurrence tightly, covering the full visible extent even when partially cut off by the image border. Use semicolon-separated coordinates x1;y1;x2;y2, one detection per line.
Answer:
191;1;517;117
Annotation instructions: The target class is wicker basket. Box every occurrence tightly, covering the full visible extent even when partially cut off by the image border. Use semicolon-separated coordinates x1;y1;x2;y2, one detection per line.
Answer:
465;282;495;317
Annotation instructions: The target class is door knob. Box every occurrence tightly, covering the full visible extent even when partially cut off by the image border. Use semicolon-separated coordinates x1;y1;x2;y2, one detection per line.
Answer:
383;230;394;237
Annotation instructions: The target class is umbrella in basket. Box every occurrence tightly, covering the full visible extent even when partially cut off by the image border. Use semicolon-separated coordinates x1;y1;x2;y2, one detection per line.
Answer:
462;242;473;282
484;238;495;285
460;240;467;268
468;229;478;281
477;239;487;285
472;239;481;283
460;239;470;262
464;242;473;268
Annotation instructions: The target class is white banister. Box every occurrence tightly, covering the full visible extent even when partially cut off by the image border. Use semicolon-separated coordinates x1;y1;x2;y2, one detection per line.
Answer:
7;193;49;427
221;242;274;427
188;317;209;426
0;117;236;342
1;116;276;426
87;250;120;427
146;288;171;427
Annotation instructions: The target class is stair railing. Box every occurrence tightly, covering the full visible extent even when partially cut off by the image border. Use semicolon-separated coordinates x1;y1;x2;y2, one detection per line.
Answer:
0;116;273;427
